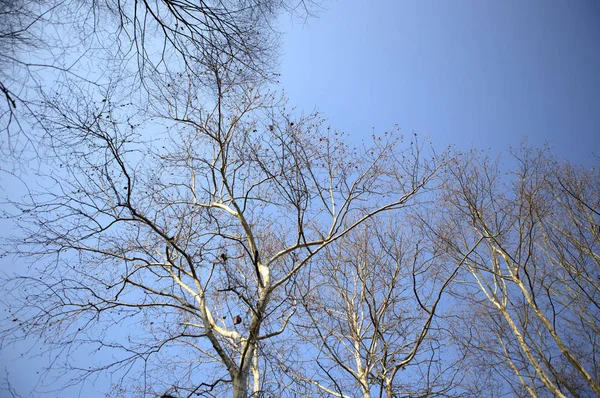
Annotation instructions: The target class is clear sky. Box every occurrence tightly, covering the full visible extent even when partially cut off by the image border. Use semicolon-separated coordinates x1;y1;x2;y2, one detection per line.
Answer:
2;1;600;396
279;0;600;163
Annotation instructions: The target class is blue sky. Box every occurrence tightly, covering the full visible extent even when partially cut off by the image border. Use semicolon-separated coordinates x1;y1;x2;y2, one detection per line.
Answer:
279;0;600;163
2;1;600;396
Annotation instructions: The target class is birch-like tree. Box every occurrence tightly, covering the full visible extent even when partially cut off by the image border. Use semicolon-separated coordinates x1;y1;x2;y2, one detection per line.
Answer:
440;148;600;397
289;215;466;398
1;57;440;397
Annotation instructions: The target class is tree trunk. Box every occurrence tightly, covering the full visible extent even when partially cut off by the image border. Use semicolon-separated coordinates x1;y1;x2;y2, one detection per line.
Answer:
232;371;249;398
385;382;393;398
361;386;371;398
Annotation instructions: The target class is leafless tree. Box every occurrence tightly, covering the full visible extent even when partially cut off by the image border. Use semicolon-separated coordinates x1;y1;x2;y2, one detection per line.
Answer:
438;147;600;397
1;57;440;397
0;0;46;151
287;213;468;398
0;0;319;154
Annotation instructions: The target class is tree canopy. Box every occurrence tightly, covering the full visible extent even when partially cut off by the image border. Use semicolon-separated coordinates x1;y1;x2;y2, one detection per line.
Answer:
1;1;598;397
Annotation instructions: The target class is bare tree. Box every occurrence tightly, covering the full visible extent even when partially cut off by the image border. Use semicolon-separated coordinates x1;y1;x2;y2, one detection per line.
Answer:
288;214;467;398
0;0;47;150
1;58;440;397
439;147;600;397
0;0;319;154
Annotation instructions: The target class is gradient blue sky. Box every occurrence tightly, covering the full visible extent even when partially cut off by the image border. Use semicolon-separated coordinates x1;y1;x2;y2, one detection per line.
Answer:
279;0;600;163
2;1;600;396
